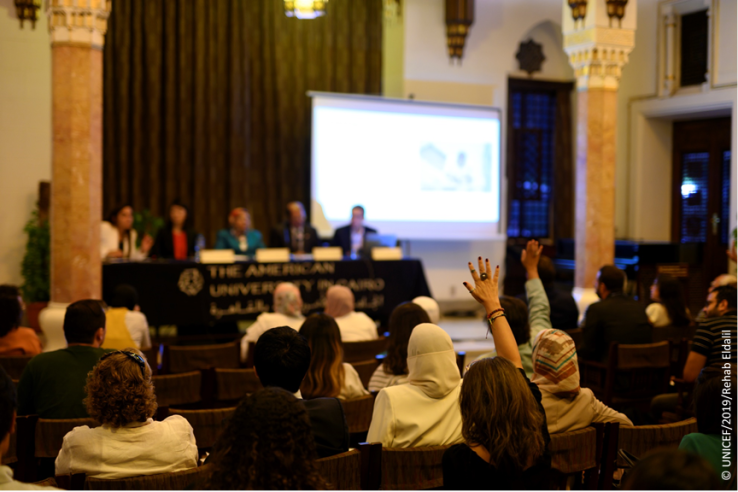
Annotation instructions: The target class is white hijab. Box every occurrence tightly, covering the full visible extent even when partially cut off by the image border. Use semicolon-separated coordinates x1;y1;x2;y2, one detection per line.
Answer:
407;323;460;399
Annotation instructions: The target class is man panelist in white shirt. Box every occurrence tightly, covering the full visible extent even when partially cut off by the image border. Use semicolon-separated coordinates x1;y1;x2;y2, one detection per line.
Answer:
331;205;377;257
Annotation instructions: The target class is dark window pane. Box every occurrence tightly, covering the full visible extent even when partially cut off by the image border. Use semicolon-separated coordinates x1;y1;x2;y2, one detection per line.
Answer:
680;152;709;242
680;10;708;87
721;150;731;245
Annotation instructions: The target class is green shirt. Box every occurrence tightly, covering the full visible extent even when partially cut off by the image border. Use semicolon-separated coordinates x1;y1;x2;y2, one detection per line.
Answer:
17;346;111;419
679;433;733;477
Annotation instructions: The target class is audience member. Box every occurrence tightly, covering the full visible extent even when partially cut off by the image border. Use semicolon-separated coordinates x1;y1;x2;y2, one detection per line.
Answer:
206;387;327;490
647;274;691;327
240;282;305;362
18;300;110;419
299;314;368;400
323;285;378;342
579;265;652;363
214;207;265;256
367;323;462;447
55;349;198;479
0;366;58;490
473;240;552;377
519;255;579;330
269;201;320;253
0;286;42;356
622;449;721;490
100;204;152;260
412;296;440;324
368;302;430;391
253;326;349;458
443;257;551;489
150;201;199;259
532;329;632;433
679;366;736;478
331;205;377;256
102;284;152;350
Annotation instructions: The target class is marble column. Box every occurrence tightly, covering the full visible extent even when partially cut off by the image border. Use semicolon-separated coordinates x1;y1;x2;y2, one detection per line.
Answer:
39;0;111;351
562;0;636;315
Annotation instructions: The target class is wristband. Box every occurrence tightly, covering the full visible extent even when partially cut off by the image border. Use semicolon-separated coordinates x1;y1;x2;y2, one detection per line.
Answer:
486;308;504;319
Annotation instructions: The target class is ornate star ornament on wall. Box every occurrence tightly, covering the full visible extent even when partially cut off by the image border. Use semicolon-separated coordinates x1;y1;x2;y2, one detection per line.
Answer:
516;39;546;76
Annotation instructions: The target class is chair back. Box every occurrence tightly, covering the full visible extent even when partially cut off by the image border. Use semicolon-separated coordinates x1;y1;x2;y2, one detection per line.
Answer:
343;338;388;363
350;359;381;389
152;371;202;408
162;341;240;374
340;394;375;434
549;426;598;474
317;449;361;490
66;463;213;490
36;418;98;458
613;341;671;401
380;445;451;489
565;328;583;349
651;325;693;343
168;407;236;450
213;367;262;403
616;418;698;467
0;355;33;380
140;344;160;375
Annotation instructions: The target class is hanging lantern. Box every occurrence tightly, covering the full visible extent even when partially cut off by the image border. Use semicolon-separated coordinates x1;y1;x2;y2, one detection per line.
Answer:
605;0;628;27
284;0;328;20
445;0;474;63
567;0;588;22
14;0;41;29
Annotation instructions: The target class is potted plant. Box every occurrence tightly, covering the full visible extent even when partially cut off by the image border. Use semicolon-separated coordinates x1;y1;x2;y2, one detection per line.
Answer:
21;206;50;331
133;209;164;247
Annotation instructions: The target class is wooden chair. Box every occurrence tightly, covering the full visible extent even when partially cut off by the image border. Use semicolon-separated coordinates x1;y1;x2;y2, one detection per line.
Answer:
343;338;388;363
56;463;213;490
152;371;202;417
211;367;262;404
0;355;33;380
565;328;583;349
340;394;375;435
317;449;361;490
579;341;670;408
351;359;381;389
373;444;451;490
161;341;240;374
615;418;698;467
140;344;160;375
651;325;694;344
167;407;235;452
549;426;599;489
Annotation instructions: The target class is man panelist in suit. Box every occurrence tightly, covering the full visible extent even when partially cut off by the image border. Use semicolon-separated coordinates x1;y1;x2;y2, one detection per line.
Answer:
331;205;377;257
270;201;320;253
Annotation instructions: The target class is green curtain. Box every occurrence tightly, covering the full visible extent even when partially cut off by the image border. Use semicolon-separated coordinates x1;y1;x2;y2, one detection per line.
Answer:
103;0;382;246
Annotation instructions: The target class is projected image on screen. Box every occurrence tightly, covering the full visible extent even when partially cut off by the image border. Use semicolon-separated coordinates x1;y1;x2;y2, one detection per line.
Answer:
310;93;502;240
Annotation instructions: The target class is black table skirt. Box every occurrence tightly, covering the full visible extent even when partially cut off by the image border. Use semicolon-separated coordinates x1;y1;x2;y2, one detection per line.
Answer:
103;259;432;327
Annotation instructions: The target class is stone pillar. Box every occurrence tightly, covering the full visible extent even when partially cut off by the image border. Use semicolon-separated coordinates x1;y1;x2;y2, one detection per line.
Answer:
562;0;636;315
39;0;110;351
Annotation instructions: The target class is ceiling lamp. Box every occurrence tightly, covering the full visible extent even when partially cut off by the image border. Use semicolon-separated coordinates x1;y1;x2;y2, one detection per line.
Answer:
445;0;474;63
567;0;588;23
284;0;328;20
605;0;628;27
14;0;41;29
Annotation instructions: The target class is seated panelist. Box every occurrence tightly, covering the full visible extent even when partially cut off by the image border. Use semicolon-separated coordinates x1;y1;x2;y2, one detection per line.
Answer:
150;201;199;260
101;204;153;260
331;205;377;256
270;201;320;254
215;207;265;256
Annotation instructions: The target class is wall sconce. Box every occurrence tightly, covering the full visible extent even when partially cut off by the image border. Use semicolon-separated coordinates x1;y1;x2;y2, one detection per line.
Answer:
284;0;328;20
605;0;628;27
445;0;474;63
567;0;588;24
15;0;41;29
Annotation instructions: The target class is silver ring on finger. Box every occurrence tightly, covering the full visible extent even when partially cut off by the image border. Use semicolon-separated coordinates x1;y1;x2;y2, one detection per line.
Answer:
480;273;488;281
468;287;476;294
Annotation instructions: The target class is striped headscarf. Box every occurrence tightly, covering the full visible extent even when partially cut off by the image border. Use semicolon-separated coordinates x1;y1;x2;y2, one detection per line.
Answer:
531;329;580;398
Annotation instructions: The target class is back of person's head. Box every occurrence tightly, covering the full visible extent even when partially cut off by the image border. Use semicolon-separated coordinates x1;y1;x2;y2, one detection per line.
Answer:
693;365;735;435
384;302;430;376
461;357;545;470
0;366;16;445
324;285;354;318
498;296;530;346
85;349;156;427
109;284;139;311
0;285;20;299
63;300;106;345
207;387;326;490
412;296;440;324
654;274;691;326
273;282;303;317
253;327;311;393
298;314;344;399
623;448;721;490
537;255;556;286
713;285;737;312
0;297;21;338
598;265;625;293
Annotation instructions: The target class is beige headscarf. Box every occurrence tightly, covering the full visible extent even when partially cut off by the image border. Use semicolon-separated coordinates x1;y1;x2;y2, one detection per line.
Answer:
412;296;440;324
324;285;354;318
273;282;303;318
407;323;460;399
531;329;580;398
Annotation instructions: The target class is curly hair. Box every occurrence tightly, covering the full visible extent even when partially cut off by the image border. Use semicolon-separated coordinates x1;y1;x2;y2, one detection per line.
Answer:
383;302;430;375
84;348;157;427
460;357;546;471
207;387;327;490
299;314;344;399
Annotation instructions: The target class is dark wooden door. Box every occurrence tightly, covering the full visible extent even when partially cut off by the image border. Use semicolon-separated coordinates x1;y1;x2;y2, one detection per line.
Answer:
672;117;732;286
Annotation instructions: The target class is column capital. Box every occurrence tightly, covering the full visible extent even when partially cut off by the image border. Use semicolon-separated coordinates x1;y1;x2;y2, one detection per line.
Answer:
47;0;111;50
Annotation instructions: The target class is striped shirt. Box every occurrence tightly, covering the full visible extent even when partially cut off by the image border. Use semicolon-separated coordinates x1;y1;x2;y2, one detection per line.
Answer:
691;311;737;367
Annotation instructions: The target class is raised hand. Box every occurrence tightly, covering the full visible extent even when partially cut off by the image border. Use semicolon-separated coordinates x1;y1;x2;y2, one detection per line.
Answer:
463;256;501;313
520;239;543;279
